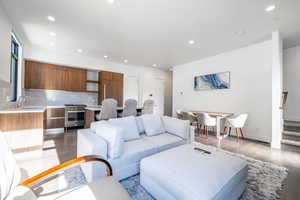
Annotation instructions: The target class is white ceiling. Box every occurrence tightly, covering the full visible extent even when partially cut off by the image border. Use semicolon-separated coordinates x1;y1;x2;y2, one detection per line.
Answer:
1;0;300;69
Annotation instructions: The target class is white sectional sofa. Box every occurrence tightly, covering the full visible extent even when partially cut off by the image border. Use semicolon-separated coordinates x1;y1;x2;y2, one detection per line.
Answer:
77;115;194;182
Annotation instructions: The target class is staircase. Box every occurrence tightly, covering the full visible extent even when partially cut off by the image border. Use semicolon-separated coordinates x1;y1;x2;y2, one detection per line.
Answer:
282;120;300;147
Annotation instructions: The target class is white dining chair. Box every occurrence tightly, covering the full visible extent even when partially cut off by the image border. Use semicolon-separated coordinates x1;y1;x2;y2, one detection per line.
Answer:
176;110;184;120
142;99;154;114
223;114;248;140
96;99;118;120
196;114;204;135
202;113;217;137
122;99;138;117
181;112;198;128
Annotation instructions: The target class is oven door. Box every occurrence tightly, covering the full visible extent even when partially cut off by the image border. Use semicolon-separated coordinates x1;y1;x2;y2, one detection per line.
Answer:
66;110;85;127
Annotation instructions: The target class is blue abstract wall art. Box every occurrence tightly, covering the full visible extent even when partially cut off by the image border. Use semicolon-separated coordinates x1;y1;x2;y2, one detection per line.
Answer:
194;72;230;91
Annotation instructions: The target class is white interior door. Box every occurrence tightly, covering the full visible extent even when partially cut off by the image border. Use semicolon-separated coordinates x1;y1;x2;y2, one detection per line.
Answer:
125;76;140;105
143;78;164;115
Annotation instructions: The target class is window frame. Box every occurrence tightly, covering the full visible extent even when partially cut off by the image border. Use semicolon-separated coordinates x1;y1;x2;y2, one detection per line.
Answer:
10;32;22;102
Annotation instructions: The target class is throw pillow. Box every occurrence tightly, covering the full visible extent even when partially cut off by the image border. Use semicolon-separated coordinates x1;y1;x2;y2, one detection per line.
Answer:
142;114;165;136
109;116;140;141
94;123;124;159
162;116;190;139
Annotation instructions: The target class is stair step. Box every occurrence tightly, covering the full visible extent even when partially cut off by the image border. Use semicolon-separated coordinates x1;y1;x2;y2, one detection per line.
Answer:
282;134;300;142
284;121;300;127
282;139;300;147
283;131;300;137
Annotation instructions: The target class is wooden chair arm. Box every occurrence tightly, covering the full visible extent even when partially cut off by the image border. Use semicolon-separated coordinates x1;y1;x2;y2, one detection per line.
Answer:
20;155;112;187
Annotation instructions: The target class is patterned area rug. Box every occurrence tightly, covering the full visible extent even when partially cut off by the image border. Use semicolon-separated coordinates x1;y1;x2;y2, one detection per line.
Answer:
63;147;288;200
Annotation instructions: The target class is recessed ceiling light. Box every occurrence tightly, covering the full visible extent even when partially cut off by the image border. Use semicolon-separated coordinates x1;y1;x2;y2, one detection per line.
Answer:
104;55;108;59
49;42;55;46
49;32;56;37
188;40;195;45
124;59;128;63
152;64;157;67
107;0;114;4
77;49;83;53
47;16;56;22
265;5;276;12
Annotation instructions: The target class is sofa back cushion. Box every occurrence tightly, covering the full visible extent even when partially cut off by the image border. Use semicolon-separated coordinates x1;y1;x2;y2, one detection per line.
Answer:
109;116;140;141
90;120;110;132
136;116;145;134
162;116;190;139
94;123;124;159
142;114;165;136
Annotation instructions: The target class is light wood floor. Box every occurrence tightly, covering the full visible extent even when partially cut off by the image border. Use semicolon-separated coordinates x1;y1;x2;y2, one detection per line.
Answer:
16;130;300;200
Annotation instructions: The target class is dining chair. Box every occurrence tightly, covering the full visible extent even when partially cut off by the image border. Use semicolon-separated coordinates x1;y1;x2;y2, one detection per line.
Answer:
142;99;154;114
223;114;248;140
202;113;217;137
188;112;199;128
196;113;204;134
181;111;189;120
0;132;131;200
96;98;118;120
176;110;184;119
182;111;198;130
122;99;138;117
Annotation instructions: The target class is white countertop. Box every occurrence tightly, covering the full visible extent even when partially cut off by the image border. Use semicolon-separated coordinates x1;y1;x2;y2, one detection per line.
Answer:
86;106;102;111
0;108;46;114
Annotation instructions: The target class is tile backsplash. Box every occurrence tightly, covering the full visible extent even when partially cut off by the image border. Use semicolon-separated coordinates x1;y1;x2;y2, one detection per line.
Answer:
24;89;98;106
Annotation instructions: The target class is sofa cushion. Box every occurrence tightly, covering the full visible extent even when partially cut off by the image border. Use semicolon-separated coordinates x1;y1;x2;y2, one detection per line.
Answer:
142;114;165;136
136;116;145;134
109;137;158;172
90;120;110;132
95;124;124;159
162;116;190;139
145;133;185;152
109;116;140;141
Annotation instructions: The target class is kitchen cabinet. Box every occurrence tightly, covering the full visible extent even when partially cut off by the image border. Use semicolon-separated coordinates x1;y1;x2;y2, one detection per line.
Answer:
99;71;124;106
25;60;87;92
0;111;44;154
44;108;65;133
85;110;95;128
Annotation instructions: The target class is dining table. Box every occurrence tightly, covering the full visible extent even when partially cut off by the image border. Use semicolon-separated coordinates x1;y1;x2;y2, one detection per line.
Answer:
191;111;233;139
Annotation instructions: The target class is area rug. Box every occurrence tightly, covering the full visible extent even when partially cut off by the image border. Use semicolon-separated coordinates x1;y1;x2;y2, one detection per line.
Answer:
62;147;288;200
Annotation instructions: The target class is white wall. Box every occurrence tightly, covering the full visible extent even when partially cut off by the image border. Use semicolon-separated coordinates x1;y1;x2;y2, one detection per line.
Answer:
283;45;300;121
24;45;173;115
0;2;12;83
271;31;283;149
0;3;13;108
173;40;273;143
0;2;28;107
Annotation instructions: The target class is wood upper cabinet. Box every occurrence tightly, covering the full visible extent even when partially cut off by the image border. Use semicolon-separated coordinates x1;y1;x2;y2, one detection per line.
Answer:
25;60;87;92
99;71;124;106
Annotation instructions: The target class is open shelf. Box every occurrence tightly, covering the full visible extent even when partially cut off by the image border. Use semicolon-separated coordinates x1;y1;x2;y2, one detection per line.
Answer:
86;90;98;94
86;80;99;84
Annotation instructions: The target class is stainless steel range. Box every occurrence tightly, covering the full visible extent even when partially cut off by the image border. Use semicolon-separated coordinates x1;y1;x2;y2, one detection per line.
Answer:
65;104;86;128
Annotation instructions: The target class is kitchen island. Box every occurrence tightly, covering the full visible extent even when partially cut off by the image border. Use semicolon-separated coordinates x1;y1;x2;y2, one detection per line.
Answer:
0;108;45;158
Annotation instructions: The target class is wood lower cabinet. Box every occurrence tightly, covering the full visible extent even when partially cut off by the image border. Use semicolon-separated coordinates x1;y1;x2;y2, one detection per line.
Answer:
85;110;95;128
25;60;87;92
0;112;44;131
0;112;44;153
99;71;124;106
